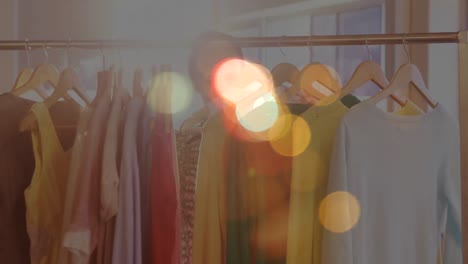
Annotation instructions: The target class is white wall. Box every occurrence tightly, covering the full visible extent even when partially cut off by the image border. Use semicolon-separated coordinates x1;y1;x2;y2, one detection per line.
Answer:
12;0;219;126
0;0;17;93
427;0;464;118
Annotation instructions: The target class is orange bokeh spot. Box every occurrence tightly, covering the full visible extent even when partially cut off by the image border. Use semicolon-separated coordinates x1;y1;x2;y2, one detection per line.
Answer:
319;191;361;233
269;115;311;157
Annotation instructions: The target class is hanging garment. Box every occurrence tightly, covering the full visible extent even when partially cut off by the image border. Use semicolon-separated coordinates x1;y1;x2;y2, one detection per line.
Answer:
24;103;75;264
0;93;35;264
192;113;229;264
151;110;181;264
224;94;358;264
112;98;144;264
286;100;426;264
322;101;462;264
99;90;128;264
285;99;349;264
226;137;291;264
101;92;127;221
59;106;93;264
177;106;212;264
64;95;112;264
176;130;202;264
286;94;360;116
138;104;155;264
226;101;317;264
396;100;424;116
0;93;78;264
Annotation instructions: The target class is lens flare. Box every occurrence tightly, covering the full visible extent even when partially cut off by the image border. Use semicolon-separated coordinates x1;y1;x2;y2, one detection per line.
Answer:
147;71;193;114
319;191;361;233
269;115;311;157
236;93;279;132
212;59;273;105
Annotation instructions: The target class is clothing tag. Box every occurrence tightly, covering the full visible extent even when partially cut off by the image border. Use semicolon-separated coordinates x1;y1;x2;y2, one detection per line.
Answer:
311;81;334;96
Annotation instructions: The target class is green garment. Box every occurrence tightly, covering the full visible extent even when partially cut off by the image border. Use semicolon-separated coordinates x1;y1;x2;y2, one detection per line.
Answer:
226;102;320;264
287;94;361;115
217;95;362;264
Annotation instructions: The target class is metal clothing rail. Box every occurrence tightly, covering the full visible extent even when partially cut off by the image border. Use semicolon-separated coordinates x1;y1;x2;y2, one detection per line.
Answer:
0;32;464;50
1;30;468;263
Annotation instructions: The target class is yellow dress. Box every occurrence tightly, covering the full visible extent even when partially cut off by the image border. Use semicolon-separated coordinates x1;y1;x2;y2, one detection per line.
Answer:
25;103;72;264
286;100;425;264
192;113;229;264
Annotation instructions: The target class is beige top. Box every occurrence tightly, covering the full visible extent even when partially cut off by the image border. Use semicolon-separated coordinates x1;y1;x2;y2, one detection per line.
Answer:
25;103;73;264
101;92;127;221
59;106;93;264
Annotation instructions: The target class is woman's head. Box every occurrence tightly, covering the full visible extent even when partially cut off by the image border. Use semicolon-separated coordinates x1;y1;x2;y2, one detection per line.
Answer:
189;31;244;103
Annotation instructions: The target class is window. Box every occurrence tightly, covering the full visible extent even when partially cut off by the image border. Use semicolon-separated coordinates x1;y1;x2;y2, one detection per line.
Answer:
229;4;385;96
312;6;384;95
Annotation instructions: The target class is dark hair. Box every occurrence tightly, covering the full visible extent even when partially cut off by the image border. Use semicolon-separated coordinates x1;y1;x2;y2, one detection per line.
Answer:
188;31;244;103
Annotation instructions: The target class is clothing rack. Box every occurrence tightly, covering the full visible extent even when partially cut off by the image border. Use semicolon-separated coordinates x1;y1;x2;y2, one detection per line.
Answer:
1;31;468;262
0;32;463;50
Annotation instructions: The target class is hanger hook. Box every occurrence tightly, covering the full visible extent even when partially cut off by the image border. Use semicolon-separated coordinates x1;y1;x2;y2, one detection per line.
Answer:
365;37;372;61
66;37;71;67
278;36;287;58
118;45;123;69
25;38;31;67
403;33;410;64
100;41;106;70
42;43;49;64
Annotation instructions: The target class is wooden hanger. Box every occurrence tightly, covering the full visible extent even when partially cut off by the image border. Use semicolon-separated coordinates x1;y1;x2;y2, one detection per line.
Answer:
340;41;405;106
340;60;406;106
49;44;91;107
288;63;341;103
12;62;58;99
272;63;299;87
19;68;91;132
12;68;35;89
369;38;438;109
11;41;49;99
272;63;299;103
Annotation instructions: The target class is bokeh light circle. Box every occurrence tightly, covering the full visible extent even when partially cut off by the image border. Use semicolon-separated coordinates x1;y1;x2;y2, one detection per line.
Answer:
319;191;361;233
269;115;311;157
235;93;279;132
147;71;193;114
212;59;273;105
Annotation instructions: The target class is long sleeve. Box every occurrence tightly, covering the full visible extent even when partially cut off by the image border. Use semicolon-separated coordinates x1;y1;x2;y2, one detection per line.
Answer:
192;115;228;264
321;120;354;264
112;99;143;264
101;96;125;221
441;127;462;264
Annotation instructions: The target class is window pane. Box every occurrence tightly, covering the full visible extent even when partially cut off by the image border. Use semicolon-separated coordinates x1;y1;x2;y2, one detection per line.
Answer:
337;6;383;95
262;15;311;70
310;15;338;69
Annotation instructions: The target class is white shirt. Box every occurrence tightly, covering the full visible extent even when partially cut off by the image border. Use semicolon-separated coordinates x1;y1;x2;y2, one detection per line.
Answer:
322;102;462;264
